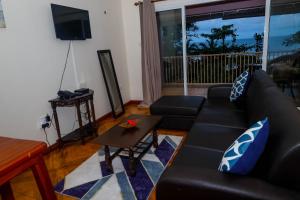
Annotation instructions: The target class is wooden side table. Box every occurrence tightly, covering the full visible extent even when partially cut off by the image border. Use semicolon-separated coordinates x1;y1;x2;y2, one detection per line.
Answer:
0;137;57;200
49;90;98;147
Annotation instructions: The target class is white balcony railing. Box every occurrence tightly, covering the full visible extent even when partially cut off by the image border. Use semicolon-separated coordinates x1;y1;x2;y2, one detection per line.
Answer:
162;52;262;85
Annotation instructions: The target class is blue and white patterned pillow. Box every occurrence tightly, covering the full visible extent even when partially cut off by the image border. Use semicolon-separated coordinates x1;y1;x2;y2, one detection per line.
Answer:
230;70;250;102
218;118;269;175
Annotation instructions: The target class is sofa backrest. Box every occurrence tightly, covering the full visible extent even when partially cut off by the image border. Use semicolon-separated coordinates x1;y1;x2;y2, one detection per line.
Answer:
246;70;300;190
246;70;277;125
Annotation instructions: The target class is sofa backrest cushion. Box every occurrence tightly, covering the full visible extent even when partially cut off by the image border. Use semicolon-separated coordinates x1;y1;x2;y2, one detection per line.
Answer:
254;86;300;190
246;71;300;190
246;70;276;125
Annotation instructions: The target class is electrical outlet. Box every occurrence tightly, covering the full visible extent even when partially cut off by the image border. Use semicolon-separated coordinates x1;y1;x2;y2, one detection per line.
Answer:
39;114;51;129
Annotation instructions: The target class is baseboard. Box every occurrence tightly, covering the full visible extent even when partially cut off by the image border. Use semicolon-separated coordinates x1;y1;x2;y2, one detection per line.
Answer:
125;100;142;106
45;142;60;154
45;100;142;154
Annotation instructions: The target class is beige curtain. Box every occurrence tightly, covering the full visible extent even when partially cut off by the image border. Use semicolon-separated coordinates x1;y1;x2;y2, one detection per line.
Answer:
139;0;162;106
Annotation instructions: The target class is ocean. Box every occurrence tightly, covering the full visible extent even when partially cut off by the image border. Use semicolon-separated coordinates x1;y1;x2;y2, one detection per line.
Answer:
190;35;300;52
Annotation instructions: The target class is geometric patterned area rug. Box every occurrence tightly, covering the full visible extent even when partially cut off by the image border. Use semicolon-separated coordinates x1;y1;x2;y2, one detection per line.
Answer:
54;134;183;200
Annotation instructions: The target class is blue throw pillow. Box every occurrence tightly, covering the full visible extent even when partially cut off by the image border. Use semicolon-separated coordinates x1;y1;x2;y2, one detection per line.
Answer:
230;70;250;102
218;118;269;175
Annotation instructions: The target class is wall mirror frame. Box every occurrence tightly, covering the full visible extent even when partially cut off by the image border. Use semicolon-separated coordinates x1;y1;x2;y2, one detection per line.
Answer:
97;50;125;118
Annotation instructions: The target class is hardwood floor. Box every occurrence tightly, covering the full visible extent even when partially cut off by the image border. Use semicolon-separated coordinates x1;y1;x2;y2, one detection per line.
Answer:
9;104;187;200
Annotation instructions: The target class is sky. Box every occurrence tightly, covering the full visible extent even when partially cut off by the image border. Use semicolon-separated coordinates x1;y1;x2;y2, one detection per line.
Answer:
269;13;300;37
189;16;265;43
188;13;300;52
189;13;300;42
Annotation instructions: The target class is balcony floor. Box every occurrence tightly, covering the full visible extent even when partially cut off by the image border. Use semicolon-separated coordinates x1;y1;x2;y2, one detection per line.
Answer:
162;85;208;97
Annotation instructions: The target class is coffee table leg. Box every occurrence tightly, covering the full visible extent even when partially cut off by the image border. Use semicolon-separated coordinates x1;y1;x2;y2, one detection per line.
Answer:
153;129;158;148
129;148;136;176
104;145;113;172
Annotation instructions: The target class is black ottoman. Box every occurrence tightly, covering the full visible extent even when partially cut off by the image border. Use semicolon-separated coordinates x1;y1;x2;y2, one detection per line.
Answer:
150;96;205;130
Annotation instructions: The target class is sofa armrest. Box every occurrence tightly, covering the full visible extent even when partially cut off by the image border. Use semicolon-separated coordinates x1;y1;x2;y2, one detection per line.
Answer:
207;84;232;100
157;166;300;200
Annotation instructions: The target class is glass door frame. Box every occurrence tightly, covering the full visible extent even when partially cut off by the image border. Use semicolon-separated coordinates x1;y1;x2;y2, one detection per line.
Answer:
155;0;271;95
156;4;188;95
155;3;188;96
262;0;271;71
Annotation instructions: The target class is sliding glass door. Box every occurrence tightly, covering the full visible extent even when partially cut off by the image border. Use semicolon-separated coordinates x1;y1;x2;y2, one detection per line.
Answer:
156;1;267;96
185;1;266;95
267;0;300;101
157;9;184;95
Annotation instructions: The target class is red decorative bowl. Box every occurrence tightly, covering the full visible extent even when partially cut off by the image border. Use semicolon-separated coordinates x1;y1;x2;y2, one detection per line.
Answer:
119;119;139;129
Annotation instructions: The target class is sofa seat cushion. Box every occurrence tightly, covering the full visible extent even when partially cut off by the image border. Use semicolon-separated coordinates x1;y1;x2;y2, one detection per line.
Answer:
186;123;245;151
204;99;245;113
150;96;205;116
172;146;224;169
196;107;248;129
157;164;300;200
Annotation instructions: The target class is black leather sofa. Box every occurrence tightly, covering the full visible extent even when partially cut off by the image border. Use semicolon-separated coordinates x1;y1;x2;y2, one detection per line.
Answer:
153;70;300;200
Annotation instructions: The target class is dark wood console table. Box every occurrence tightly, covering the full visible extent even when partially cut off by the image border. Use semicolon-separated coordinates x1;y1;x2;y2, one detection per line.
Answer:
49;90;98;147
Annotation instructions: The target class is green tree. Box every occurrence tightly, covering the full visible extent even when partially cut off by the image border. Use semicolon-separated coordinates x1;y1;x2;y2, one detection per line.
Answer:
195;24;251;54
187;39;200;55
254;33;264;52
283;31;300;46
211;24;237;52
199;33;219;54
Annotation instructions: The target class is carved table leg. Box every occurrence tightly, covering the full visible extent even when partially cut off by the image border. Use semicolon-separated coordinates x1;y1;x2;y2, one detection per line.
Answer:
104;145;113;172
51;103;63;148
76;102;85;145
90;98;98;137
85;101;94;137
128;148;136;176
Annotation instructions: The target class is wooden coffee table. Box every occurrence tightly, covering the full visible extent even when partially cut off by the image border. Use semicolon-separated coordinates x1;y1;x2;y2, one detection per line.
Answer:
93;115;162;176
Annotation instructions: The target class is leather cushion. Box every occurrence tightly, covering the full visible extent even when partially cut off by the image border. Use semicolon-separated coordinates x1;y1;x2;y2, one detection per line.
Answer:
172;146;224;169
157;165;300;200
246;70;277;125
186;123;244;151
204;99;245;112
150;96;205;116
251;87;300;189
196;107;248;129
207;84;232;100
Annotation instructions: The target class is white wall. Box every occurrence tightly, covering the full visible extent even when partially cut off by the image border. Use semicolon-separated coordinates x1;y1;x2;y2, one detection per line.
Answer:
0;0;130;144
120;0;220;100
121;0;143;101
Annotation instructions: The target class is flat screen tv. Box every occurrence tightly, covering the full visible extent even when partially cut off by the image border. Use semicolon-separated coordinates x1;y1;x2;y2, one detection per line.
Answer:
51;4;92;40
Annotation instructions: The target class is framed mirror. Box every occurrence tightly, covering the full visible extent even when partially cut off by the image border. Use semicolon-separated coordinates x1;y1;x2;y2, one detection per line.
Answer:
97;50;125;118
